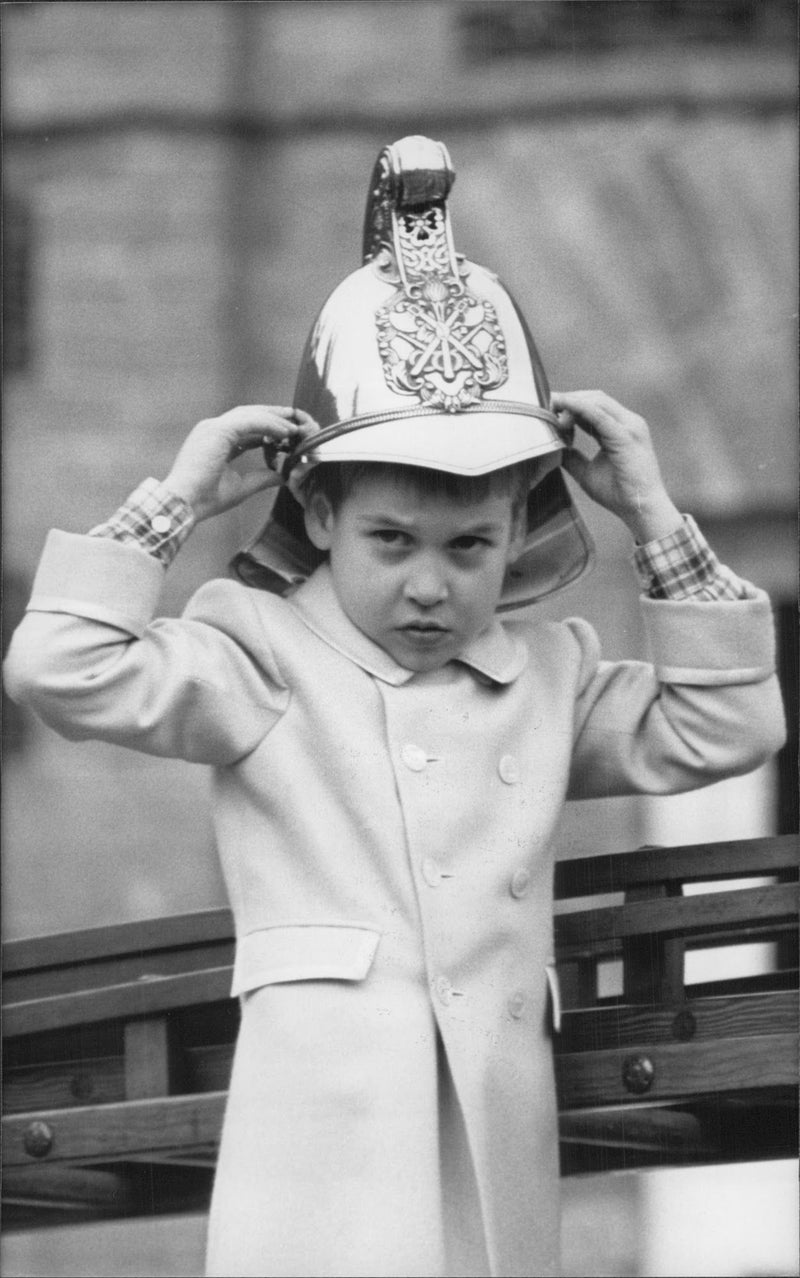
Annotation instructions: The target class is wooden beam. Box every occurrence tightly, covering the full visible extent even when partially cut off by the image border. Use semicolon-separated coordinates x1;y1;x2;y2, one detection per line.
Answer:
556;990;798;1051
2;1093;227;1170
3;965;233;1039
2;1165;132;1213
555;882;797;956
554;834;798;899
3;1040;236;1116
558;1107;705;1154
2;907;234;976
556;1033;798;1108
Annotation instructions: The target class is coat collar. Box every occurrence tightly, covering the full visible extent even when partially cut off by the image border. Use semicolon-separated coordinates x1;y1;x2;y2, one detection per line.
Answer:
288;564;528;687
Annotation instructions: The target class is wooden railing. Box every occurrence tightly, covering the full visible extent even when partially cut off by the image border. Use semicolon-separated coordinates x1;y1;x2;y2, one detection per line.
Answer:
3;834;797;1228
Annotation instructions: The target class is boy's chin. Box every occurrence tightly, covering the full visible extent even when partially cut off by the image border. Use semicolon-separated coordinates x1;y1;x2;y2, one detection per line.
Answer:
381;631;460;674
395;652;452;674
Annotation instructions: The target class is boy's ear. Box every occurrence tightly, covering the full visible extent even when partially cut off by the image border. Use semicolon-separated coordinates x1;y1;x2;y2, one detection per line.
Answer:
303;492;336;551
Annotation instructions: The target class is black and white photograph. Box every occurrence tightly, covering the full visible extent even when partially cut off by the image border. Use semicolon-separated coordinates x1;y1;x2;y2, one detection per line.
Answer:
2;3;798;1276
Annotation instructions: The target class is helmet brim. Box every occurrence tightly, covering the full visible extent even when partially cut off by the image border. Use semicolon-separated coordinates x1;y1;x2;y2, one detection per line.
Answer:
303;407;564;476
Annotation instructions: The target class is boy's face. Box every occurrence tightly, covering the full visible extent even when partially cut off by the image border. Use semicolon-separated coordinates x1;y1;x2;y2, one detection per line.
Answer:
305;472;523;673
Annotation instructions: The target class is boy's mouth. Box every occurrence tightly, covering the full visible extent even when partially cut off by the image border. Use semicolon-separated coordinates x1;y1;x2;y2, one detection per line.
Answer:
398;621;450;644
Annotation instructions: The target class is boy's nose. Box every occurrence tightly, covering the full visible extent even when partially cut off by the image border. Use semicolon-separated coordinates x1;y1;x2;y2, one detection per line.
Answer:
404;564;448;607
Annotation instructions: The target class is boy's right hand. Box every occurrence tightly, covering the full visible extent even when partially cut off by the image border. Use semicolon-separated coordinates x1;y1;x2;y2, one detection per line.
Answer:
163;406;318;523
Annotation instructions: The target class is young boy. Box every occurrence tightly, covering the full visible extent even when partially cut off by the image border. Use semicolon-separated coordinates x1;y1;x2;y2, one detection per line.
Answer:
4;138;785;1278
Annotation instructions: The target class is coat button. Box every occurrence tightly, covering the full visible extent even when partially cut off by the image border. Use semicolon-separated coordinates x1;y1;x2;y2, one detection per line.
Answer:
510;868;531;898
435;975;453;1006
401;743;428;772
498;754;519;784
508;991;526;1019
421;857;442;887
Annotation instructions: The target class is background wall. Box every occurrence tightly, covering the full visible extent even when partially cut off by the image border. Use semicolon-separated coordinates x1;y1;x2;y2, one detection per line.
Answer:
2;3;797;1276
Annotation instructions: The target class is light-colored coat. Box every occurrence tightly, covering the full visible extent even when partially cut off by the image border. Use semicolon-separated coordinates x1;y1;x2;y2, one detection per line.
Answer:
5;531;785;1278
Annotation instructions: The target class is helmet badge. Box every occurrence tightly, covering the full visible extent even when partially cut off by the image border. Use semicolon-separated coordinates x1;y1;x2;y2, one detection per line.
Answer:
365;138;508;414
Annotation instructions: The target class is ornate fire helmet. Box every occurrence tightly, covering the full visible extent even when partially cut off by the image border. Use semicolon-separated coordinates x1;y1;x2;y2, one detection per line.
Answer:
232;135;594;609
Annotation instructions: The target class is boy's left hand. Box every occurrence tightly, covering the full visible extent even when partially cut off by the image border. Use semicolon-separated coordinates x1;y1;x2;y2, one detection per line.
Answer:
552;390;683;544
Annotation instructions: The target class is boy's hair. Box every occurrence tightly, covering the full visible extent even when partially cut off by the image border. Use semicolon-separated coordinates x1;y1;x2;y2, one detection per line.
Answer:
299;459;539;516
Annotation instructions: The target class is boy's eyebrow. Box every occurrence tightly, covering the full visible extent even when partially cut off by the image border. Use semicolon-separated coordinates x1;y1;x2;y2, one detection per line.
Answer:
355;510;415;525
356;511;507;535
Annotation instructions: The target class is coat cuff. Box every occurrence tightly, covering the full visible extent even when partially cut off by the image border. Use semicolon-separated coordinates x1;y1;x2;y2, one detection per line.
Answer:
641;594;777;685
26;530;164;638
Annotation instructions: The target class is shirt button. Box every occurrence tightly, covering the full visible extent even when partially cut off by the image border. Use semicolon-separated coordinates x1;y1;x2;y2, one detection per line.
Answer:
150;514;173;534
435;975;453;1006
498;754;520;785
508;991;526;1019
401;744;428;772
510;868;531;899
421;857;442;887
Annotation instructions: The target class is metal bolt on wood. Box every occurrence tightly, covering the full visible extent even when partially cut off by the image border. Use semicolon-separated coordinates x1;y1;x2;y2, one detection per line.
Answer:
24;1120;54;1158
622;1054;655;1095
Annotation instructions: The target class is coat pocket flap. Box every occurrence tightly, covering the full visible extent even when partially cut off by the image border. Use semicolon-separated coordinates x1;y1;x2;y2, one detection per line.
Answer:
545;958;562;1034
232;924;381;997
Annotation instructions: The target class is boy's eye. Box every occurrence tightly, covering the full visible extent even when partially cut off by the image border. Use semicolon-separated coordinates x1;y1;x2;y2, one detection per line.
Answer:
450;535;489;552
370;529;410;546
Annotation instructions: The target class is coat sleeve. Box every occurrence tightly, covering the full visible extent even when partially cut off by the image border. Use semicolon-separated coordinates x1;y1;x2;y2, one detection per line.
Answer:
3;530;290;765
565;591;786;800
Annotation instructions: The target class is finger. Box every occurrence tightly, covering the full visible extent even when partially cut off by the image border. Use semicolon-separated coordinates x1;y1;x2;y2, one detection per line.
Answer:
552;389;624;415
224;404;296;422
288;408;320;438
224;408;309;460
219;405;297;439
551;392;604;444
551;391;644;443
552;405;602;449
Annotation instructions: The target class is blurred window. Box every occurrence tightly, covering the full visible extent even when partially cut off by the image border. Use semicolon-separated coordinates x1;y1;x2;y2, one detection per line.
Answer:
3;192;33;376
458;0;797;61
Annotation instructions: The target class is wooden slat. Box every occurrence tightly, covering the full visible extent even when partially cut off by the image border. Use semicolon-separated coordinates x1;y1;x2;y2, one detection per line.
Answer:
2;908;234;976
555;989;798;1050
554;835;798;899
6;936;235;1005
1;1166;132;1212
556;1033;798;1108
558;1107;705;1153
3;1041;236;1116
2;1092;227;1169
3;965;233;1039
3;1056;125;1116
121;1150;218;1169
555;882;797;955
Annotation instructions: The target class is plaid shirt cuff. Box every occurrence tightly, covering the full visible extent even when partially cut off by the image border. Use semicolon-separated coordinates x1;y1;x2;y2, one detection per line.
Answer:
88;478;194;567
634;514;758;601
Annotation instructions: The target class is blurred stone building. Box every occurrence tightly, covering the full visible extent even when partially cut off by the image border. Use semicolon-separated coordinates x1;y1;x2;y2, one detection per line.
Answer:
2;5;797;1275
